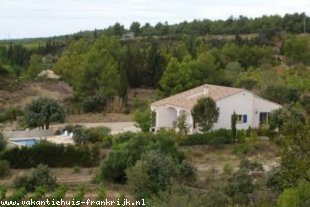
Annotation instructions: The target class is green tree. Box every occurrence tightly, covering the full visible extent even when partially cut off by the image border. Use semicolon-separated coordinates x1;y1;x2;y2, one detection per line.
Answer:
134;108;151;132
224;62;244;85
27;54;44;79
130;22;141;36
175;112;190;134
24;97;66;129
231;112;237;143
278;180;310;207
53;38;90;90
78;36;120;99
126;151;179;199
191;97;219;132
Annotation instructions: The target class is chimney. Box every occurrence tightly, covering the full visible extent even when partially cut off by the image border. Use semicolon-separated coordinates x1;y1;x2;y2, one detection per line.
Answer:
203;86;209;96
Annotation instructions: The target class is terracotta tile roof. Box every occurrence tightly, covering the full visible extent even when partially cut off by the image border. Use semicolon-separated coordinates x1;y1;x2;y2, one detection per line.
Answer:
151;84;244;110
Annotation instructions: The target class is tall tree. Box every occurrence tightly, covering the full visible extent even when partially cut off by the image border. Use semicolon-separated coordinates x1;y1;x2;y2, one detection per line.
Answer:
27;54;44;79
191;97;219;132
130;22;141;36
24;97;66;129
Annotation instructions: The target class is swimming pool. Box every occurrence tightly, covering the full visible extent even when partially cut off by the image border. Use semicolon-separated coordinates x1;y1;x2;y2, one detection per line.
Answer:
10;138;40;147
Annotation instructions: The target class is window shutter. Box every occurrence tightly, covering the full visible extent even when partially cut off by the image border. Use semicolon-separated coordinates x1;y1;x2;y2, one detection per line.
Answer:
243;115;247;123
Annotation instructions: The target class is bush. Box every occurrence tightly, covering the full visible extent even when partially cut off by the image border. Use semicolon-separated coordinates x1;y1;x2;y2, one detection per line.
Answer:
126;151;181;199
148;186;203;207
0;133;7;152
100;132;186;183
100;133;152;183
202;190;231;207
266;169;288;192
239;158;264;172
82;95;107;113
0;160;10;177
179;129;232;146
0;185;7;199
223;163;233;175
88;127;111;143
0;108;24;123
73;126;111;145
13;164;56;192
278;180;310;207
225;170;254;205
2;141;100;168
233;143;250;155
73;166;81;173
134;108;151;132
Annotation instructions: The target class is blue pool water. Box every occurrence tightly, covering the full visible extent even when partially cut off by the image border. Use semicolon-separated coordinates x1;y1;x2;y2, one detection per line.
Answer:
10;138;39;147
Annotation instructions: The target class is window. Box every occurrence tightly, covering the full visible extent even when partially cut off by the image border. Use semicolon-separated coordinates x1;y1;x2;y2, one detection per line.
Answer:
237;114;247;123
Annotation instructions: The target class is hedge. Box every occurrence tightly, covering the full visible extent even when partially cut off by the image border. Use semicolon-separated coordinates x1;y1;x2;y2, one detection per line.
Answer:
1;141;100;168
178;129;233;146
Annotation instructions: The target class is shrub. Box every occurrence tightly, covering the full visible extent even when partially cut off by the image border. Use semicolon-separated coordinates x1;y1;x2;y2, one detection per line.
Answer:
100;133;153;182
0;160;10;177
8;187;27;202
133;108;151;132
178;160;196;182
0;133;7;152
225;170;254;205
278;180;310;207
233;143;250;155
202;189;231;207
0;108;24;123
266;169;288;192
73;185;85;206
126;151;180;199
0;185;7;199
2;141;100;168
239;158;264;172
148;186;203;207
73;126;111;145
100;132;186;183
88;127;111;143
73;166;81;173
179;129;232;146
13;164;57;192
49;185;68;203
82;95;107;113
223;163;233;175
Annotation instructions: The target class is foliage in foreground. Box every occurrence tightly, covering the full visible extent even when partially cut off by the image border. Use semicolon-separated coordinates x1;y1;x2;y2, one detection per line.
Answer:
2;141;100;168
13;164;56;192
98;131;194;197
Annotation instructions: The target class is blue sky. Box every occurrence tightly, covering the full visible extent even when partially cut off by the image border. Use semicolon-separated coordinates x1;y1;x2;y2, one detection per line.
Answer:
0;0;309;39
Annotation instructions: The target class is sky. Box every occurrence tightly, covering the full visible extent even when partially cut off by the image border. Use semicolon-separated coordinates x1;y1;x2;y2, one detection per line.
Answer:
0;0;309;39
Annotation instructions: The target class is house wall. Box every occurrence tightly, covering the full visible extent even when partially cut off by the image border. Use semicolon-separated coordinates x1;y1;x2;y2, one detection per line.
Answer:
155;106;178;128
252;96;281;127
152;91;281;133
214;91;255;130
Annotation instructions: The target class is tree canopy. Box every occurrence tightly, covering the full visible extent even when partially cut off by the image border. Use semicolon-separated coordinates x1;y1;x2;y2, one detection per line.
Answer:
191;97;219;132
24;97;66;129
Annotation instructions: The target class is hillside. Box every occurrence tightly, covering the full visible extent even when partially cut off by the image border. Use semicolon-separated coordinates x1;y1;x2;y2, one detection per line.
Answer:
0;78;72;110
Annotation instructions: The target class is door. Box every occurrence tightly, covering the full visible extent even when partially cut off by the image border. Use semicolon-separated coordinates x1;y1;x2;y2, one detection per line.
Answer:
259;112;268;125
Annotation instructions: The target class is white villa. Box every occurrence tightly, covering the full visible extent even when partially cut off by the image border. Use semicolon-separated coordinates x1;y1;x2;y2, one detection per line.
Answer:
151;84;281;134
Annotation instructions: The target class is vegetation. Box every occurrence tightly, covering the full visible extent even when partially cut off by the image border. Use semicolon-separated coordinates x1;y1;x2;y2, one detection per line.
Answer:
191;97;219;132
24;97;66;129
1;141;100;168
13;164;56;191
133;107;152;132
1;12;310;207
